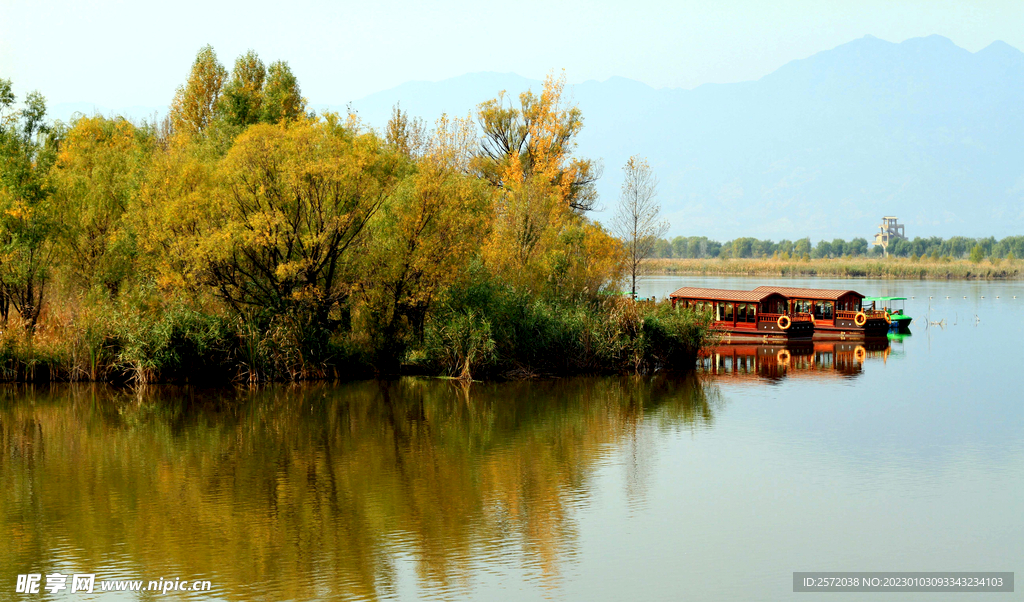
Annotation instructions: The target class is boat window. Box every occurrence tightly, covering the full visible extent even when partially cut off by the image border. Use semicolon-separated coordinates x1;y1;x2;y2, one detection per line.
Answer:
794;299;811;314
724;303;734;321
820;301;834;319
736;303;745;322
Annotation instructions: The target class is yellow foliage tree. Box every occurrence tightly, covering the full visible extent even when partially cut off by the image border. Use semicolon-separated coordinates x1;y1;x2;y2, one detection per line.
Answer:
51;116;152;293
140;116;400;329
169;45;227;137
474;73;619;295
133;136;221;294
360;113;489;359
474;72;600;213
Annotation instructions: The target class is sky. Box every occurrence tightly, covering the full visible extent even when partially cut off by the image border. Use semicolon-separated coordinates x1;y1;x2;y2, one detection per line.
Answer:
1;0;1023;110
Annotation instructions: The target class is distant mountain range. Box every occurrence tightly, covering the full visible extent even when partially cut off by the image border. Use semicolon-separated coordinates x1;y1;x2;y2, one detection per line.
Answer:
52;35;1024;240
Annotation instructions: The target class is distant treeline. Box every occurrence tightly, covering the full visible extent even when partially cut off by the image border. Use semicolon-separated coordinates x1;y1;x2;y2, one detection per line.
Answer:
651;236;1024;261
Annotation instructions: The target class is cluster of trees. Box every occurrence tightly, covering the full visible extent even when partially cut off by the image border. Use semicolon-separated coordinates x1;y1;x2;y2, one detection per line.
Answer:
650;236;871;259
0;47;706;382
650;235;1024;262
883;236;1024;261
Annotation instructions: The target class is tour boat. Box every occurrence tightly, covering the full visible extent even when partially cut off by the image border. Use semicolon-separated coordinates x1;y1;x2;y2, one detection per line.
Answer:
669;287;814;342
751;286;890;339
863;296;912;333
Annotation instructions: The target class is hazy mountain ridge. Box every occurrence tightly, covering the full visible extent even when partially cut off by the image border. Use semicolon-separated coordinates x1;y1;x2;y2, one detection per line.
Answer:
49;35;1024;240
345;35;1024;240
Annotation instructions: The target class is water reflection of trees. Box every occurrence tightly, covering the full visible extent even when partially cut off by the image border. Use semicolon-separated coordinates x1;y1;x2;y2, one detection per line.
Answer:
0;375;719;601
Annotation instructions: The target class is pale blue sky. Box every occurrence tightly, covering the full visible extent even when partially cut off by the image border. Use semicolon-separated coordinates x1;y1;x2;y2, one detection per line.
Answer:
1;0;1022;109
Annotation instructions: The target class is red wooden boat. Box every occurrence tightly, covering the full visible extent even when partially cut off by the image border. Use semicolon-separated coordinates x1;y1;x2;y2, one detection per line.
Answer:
751;286;889;339
669;287;814;342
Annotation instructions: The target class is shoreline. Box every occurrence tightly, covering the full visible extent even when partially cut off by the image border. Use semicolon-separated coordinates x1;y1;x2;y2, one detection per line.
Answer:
646;258;1023;280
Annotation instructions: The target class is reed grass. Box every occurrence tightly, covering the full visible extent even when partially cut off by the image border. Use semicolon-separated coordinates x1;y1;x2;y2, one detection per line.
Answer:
647;257;1023;280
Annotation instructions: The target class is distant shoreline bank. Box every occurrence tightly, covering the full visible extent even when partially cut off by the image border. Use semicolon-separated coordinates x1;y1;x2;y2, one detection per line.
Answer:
646;258;1023;280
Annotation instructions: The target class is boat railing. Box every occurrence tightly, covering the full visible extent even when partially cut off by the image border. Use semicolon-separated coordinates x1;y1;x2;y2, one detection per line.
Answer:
837;309;888;320
759;312;813;323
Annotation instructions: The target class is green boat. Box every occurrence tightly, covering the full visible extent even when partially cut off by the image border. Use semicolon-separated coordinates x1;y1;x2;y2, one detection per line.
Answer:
863;296;912;333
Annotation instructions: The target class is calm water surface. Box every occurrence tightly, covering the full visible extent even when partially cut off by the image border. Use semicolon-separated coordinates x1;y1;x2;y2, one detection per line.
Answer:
1;276;1022;601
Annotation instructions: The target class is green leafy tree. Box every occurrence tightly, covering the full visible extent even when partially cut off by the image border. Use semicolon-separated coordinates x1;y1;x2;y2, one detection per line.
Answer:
670;236;687;257
812;240;832;259
219;50;266;127
0;82;58;326
969;244;984;263
652;238;672;258
261;61;305;123
890;238;911;257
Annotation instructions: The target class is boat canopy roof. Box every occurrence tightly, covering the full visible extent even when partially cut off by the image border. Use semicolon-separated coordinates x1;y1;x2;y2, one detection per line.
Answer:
752;285;862;301
669;287;783;303
863;296;907;301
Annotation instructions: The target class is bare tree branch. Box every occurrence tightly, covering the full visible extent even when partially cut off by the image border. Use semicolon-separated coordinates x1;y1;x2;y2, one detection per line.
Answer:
612;155;668;298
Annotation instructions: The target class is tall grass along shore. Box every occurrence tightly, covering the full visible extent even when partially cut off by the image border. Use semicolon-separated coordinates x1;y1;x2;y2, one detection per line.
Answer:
648;257;1023;280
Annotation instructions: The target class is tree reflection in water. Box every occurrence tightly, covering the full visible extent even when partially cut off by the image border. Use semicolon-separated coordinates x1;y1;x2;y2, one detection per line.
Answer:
0;375;718;600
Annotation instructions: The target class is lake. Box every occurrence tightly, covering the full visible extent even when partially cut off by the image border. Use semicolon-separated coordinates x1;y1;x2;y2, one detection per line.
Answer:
2;276;1021;601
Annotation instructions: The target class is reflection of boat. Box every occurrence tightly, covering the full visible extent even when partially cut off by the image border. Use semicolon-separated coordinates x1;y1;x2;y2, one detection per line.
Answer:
864;296;912;333
698;340;891;382
669;287;814;342
752;286;890;339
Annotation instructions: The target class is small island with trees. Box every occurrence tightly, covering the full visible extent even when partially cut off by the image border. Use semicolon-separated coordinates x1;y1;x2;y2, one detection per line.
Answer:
0;47;709;384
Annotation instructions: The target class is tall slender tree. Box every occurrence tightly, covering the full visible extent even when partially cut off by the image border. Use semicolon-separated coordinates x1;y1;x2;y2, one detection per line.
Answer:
612;155;667;299
219;50;266;127
261;61;305;123
169;45;227;136
0;82;58;326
